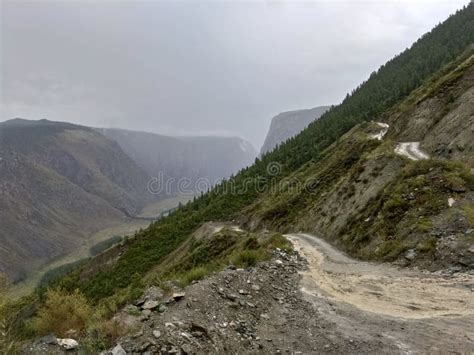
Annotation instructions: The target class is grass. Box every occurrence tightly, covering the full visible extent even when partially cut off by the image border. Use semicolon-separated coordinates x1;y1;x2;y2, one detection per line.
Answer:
348;159;473;261
165;230;293;288
34;289;93;338
416;218;433;232
417;237;438;253
179;266;210;286
0;276;18;354
231;249;265;268
464;205;474;227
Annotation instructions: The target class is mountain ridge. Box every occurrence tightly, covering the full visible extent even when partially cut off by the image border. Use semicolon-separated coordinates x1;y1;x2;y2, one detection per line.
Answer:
259;106;330;156
98;127;257;191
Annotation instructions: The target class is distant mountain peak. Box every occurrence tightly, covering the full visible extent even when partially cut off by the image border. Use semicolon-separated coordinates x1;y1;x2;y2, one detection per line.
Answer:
259;105;331;155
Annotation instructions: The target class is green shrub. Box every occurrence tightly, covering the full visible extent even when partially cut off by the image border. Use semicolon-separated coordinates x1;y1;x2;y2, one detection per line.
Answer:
464;205;474;227
34;289;93;337
180;267;210;286
0;276;17;354
416;218;433;232
417;237;437;253
232;250;265;268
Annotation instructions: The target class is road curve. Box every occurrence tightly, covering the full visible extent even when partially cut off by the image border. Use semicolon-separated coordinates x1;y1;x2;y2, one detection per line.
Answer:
395;142;430;160
285;233;474;352
286;233;473;318
369;122;390;140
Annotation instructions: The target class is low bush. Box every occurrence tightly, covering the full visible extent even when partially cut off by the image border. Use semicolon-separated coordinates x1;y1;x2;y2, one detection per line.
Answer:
232;249;265;268
180;266;210;286
34;289;93;337
0;276;17;354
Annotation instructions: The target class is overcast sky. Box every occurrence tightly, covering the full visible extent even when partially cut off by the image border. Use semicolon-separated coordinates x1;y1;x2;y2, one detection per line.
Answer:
0;0;468;148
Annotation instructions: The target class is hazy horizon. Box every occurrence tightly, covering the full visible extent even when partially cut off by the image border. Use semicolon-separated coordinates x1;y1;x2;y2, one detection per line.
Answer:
0;0;468;149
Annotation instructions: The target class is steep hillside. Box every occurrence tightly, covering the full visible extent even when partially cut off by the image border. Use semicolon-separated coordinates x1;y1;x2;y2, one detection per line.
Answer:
98;128;257;192
260;106;330;155
2;5;474;353
0;119;156;282
43;4;474;303
244;52;474;270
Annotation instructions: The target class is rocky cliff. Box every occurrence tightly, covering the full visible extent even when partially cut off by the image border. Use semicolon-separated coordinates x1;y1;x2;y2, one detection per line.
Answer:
259;106;330;155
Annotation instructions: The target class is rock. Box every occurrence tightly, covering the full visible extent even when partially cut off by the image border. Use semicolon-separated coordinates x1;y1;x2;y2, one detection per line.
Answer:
238;289;249;295
172;292;186;301
40;334;57;345
468;246;474;253
180;331;193;341
275;259;284;266
260;313;270;320
144;286;164;301
448;197;456;207
404;249;417;261
139;342;151;351
142;300;159;310
132;329;144;338
152;330;161;339
226;293;238;301
111;344;127;355
57;338;79;350
142;309;152;317
226;264;237;270
191;322;209;337
251;284;261;291
181;344;193;354
158;303;168;313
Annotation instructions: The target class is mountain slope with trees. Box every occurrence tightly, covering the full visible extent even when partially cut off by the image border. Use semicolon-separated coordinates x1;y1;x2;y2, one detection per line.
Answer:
49;3;474;303
2;4;474;352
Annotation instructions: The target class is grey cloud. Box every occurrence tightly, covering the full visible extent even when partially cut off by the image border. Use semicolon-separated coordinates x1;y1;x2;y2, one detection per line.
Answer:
0;0;467;148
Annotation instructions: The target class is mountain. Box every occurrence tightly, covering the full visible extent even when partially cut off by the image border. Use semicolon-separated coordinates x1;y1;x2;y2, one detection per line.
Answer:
0;119;156;282
259;106;330;155
97;128;257;191
3;4;474;353
0;120;256;283
41;4;474;302
244;50;474;270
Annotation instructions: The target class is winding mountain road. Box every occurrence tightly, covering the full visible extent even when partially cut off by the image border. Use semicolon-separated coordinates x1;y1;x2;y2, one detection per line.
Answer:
369;122;430;161
369;122;390;140
286;233;474;353
395;142;430;161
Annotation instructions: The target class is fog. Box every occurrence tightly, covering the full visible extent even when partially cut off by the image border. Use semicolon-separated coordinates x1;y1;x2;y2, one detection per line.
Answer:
0;0;467;148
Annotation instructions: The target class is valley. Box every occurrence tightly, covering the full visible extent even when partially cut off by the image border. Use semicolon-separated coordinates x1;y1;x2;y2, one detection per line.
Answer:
1;3;474;354
7;195;193;298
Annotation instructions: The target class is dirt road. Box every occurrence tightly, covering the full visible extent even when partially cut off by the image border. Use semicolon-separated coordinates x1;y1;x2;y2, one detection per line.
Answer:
369;122;390;140
395;142;430;160
286;233;474;353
